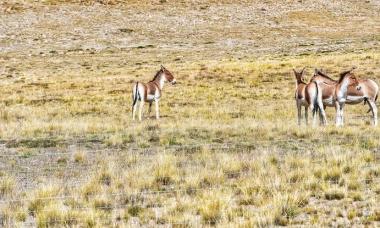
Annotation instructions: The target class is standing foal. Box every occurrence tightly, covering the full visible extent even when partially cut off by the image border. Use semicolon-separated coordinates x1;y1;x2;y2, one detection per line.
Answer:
132;65;176;121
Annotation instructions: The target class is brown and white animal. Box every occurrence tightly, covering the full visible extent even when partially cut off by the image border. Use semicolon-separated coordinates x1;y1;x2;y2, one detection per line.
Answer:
132;65;176;121
293;68;325;126
311;68;378;126
294;68;308;125
311;67;361;126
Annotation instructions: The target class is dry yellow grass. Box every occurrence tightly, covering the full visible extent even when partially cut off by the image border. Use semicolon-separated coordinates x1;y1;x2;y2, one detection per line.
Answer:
0;0;379;227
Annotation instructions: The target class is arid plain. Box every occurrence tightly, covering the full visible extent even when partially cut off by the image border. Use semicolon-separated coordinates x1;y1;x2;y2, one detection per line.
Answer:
0;0;380;226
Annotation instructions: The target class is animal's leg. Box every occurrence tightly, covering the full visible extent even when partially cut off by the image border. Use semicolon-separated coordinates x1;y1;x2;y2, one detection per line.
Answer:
304;106;308;125
374;107;378;127
132;101;138;121
319;107;327;126
297;102;302;125
340;103;345;126
139;101;144;121
155;100;160;119
132;86;138;121
148;102;153;117
368;100;378;126
373;102;378;126
317;96;327;126
311;104;318;127
335;102;340;127
319;110;323;125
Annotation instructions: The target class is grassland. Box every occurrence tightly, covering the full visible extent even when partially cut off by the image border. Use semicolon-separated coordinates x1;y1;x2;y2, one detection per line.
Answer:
0;0;380;227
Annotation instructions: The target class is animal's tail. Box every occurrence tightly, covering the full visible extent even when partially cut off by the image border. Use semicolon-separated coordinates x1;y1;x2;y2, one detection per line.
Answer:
364;98;371;113
313;81;320;115
132;82;139;108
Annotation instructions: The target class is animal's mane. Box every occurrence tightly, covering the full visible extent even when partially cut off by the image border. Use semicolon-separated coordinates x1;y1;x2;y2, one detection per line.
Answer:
150;69;163;82
338;67;356;83
316;70;336;81
338;70;351;83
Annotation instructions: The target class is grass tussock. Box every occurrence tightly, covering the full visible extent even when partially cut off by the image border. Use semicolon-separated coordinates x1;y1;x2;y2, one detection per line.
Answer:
0;0;380;226
0;175;15;198
197;190;230;225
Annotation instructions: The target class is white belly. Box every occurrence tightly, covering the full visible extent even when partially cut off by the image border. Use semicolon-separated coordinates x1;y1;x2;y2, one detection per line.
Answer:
146;92;161;101
147;94;156;101
346;96;364;105
323;96;335;106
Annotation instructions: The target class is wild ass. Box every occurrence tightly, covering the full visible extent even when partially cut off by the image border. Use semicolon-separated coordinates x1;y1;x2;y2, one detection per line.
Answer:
132;65;176;121
293;68;325;126
311;67;361;126
294;68;308;125
311;69;378;126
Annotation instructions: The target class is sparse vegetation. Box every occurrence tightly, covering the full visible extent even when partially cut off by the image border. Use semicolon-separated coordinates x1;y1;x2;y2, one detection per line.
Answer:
0;0;379;226
73;150;87;163
0;175;15;197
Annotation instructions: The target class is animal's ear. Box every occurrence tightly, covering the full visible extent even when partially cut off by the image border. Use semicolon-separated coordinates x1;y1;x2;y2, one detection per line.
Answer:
314;68;318;75
301;67;306;74
161;65;164;70
292;68;297;74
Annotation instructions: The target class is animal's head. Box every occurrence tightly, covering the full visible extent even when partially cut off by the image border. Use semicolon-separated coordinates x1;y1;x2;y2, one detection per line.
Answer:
293;67;306;83
339;67;360;90
160;65;176;85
